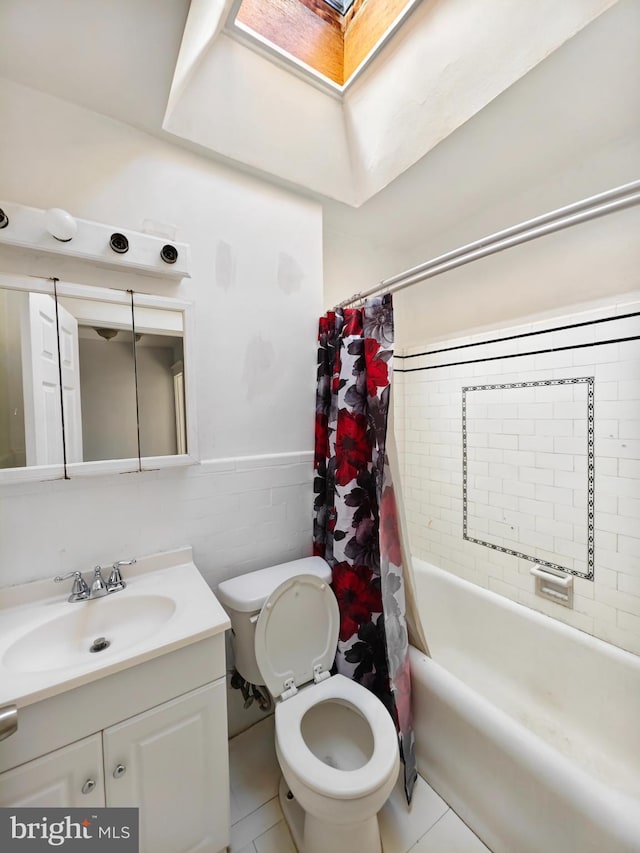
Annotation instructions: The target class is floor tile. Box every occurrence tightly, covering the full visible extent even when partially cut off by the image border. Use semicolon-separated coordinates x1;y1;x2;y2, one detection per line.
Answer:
409;810;491;853
380;771;449;853
254;820;297;853
229;797;283;852
229;716;280;823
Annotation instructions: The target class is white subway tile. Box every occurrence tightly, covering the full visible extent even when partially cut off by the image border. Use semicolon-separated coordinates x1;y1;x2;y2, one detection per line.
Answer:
536;420;573;436
618;574;640;599
618;380;640;400
517;528;554;551
617;535;640;558
597;513;640;537
503;479;536;499
518;498;555;519
573;595;618;624
620;421;640;440
520;467;555;485
535;452;575;471
618;609;640;635
594;622;640;656
621;459;640;479
535;484;573;504
518;435;554;452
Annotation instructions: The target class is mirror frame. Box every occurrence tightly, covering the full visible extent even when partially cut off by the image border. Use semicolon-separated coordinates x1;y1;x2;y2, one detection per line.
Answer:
0;273;198;483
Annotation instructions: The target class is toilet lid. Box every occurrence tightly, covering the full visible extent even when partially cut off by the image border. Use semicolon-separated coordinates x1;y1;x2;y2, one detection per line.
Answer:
255;573;339;699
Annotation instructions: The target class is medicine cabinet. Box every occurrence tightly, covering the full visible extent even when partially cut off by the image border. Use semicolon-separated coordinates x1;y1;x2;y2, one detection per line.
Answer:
0;273;197;483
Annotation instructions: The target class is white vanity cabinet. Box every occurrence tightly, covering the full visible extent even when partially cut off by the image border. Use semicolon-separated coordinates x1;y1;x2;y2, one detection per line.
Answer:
104;681;228;853
0;733;105;808
0;636;230;853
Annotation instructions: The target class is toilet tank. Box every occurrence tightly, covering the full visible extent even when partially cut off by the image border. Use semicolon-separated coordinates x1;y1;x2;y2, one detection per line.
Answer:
217;556;332;686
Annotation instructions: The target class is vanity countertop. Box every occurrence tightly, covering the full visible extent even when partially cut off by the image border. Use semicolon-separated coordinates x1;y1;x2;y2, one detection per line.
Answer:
0;547;230;708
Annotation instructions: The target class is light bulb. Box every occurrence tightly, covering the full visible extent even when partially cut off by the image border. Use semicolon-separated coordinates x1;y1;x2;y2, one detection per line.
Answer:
45;208;77;242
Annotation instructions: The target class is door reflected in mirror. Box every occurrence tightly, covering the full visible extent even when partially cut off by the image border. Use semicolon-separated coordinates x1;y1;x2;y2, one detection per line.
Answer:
0;276;194;481
133;305;186;459
0;286;64;469
57;295;138;463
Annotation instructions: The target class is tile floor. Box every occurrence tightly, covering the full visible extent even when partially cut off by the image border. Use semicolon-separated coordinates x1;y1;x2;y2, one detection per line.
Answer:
229;716;491;853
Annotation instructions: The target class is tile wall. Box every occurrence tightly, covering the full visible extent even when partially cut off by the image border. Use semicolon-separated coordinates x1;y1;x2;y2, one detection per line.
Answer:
395;294;640;655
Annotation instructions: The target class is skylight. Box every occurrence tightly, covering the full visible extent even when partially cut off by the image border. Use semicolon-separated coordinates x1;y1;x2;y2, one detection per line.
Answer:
323;0;356;15
230;0;419;91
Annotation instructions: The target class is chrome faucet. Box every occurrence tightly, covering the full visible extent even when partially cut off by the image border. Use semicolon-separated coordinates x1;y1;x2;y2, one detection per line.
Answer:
54;558;136;602
90;566;108;598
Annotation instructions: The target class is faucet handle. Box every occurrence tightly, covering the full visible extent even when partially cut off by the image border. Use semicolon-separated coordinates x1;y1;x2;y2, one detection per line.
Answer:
113;559;136;569
54;571;90;602
107;558;135;592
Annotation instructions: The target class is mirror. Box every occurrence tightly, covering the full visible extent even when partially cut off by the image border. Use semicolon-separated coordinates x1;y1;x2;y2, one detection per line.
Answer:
56;294;138;464
0;275;195;482
132;303;186;460
0;284;64;472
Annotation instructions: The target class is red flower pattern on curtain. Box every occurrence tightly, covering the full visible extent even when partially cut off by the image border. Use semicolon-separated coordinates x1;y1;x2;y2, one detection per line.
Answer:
313;294;418;804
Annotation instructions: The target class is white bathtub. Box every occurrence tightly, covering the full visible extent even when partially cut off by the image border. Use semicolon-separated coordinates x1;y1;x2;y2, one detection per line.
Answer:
410;558;640;853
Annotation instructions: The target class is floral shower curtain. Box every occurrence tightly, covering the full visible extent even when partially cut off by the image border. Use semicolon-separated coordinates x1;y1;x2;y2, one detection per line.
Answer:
313;294;418;803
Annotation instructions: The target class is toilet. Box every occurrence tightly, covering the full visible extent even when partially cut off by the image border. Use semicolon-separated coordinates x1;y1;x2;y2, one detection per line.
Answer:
217;557;400;853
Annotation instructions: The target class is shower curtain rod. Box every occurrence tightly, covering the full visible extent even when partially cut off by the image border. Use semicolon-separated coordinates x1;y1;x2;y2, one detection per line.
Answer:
337;179;640;308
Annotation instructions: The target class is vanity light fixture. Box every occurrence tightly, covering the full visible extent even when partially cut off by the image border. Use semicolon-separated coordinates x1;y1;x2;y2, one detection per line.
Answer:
109;232;129;254
0;200;191;279
45;207;78;242
94;327;119;341
160;244;178;264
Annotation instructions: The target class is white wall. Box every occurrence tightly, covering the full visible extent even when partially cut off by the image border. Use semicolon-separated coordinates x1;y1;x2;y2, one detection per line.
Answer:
0;76;322;730
0;78;323;732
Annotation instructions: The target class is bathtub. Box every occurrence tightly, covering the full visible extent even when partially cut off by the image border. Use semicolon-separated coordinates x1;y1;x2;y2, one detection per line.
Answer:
409;558;640;853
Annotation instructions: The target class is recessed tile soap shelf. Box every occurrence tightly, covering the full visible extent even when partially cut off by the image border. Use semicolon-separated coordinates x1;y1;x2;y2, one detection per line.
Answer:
530;564;574;609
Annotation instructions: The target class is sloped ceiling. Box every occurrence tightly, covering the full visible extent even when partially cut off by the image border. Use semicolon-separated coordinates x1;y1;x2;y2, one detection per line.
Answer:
0;0;621;206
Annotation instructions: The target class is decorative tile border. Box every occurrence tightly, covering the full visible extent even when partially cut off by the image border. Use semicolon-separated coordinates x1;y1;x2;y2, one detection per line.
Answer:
462;378;595;580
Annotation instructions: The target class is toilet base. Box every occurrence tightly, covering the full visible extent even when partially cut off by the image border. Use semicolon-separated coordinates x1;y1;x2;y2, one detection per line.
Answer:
279;777;304;851
278;776;382;853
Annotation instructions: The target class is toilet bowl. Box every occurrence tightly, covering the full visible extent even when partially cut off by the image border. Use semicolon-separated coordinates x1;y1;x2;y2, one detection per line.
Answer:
275;673;399;853
217;559;400;853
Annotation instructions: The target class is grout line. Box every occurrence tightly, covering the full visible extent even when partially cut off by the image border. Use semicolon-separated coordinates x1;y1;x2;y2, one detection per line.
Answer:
230;794;280;828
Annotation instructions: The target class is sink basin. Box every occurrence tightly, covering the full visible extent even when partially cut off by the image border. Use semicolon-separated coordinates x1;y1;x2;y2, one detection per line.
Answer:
3;594;176;673
0;547;231;708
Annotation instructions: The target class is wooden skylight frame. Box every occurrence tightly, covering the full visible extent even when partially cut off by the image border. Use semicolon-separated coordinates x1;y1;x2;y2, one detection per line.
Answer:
228;0;422;92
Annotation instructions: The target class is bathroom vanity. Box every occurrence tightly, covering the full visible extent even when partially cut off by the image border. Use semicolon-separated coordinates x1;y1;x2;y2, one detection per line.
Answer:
0;548;231;853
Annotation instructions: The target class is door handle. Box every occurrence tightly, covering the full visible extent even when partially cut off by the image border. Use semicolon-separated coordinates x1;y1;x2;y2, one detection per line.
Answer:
0;704;18;741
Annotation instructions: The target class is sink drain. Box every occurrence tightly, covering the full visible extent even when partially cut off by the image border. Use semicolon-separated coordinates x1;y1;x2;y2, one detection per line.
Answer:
89;637;111;653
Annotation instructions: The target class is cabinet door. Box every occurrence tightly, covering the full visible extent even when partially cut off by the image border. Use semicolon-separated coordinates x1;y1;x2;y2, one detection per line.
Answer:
104;681;229;853
0;733;104;808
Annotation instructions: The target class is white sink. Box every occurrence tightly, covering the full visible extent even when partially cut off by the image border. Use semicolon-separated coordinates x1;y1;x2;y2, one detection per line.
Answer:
0;547;230;708
3;593;176;673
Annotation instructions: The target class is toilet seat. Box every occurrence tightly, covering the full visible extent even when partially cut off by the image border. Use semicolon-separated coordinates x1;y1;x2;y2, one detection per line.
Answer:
275;674;399;800
255;573;339;700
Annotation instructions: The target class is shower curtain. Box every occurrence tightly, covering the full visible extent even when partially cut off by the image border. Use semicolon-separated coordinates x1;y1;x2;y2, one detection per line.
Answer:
313;294;420;803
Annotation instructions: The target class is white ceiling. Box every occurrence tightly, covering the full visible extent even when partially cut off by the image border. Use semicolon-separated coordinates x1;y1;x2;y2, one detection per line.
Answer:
0;0;636;254
323;0;640;252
